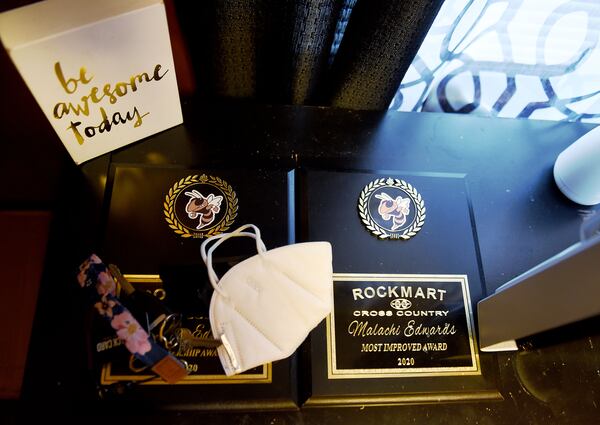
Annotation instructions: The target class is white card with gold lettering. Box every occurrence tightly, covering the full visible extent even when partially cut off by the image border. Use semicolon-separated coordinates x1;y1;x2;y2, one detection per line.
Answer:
0;0;182;164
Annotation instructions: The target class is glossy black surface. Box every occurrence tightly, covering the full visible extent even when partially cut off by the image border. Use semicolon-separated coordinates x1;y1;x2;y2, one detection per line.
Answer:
5;100;600;423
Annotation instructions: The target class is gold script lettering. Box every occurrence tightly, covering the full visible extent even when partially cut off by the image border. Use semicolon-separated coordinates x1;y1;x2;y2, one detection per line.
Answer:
52;63;168;144
66;106;149;145
54;62;92;94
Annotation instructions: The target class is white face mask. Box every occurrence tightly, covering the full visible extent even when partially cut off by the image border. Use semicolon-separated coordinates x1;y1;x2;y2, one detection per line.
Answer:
201;224;333;376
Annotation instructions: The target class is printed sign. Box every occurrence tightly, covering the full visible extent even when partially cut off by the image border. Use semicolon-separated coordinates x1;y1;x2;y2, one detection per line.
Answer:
0;0;183;164
327;274;480;379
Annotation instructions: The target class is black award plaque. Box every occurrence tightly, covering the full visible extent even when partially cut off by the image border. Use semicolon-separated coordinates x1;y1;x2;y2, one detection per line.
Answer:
299;169;501;406
101;165;298;410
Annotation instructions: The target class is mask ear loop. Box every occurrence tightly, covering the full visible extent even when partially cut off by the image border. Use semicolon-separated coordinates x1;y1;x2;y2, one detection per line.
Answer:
200;224;267;298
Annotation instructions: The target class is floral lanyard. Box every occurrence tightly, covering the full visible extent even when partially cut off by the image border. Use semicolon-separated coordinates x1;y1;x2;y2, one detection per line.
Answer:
77;254;187;384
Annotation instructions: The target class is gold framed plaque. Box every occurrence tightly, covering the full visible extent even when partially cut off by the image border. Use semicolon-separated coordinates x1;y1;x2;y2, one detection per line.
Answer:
327;273;480;379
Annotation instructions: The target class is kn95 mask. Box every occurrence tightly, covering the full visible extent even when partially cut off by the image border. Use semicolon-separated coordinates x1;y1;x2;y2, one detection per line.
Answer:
200;224;333;376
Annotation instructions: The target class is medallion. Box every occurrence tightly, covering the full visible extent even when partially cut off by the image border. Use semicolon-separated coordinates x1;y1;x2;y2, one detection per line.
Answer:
164;174;238;238
358;177;426;240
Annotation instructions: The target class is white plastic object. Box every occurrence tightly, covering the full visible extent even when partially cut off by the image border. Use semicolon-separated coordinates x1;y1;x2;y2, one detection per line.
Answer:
554;126;600;206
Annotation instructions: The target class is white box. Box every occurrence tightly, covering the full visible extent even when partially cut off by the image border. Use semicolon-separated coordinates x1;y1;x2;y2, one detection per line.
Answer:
0;0;183;164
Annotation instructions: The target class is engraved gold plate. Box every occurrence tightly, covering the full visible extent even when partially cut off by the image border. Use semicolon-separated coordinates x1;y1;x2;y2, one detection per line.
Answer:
327;274;480;379
358;178;426;240
164;174;238;239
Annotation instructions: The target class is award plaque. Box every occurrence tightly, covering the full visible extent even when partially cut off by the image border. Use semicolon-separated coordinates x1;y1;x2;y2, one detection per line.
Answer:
101;165;298;410
299;169;501;406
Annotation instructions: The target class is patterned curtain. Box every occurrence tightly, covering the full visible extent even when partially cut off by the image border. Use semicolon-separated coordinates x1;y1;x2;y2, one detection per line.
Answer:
390;0;600;123
174;0;442;110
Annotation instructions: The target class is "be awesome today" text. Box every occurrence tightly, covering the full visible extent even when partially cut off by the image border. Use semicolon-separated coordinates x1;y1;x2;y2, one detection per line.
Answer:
52;62;168;145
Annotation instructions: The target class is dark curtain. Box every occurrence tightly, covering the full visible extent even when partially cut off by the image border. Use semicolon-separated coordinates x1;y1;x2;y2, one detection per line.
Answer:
324;0;444;110
174;0;443;111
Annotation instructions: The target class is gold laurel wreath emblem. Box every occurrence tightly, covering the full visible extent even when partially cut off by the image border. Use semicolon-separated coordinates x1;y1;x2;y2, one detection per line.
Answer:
358;178;426;240
163;174;238;238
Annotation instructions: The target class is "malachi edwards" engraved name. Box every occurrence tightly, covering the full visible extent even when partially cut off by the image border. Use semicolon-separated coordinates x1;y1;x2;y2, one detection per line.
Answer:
347;319;457;338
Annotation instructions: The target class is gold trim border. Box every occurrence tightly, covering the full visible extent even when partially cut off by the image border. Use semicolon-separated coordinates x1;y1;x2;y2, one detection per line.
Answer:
123;274;162;283
101;362;272;385
327;273;481;379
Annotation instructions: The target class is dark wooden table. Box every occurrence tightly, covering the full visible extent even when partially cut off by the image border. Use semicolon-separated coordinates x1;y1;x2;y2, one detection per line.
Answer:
6;100;600;424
